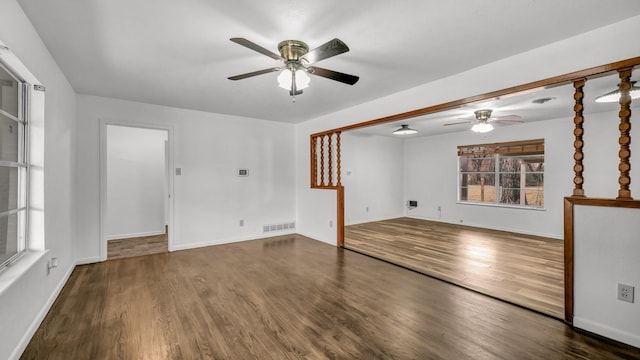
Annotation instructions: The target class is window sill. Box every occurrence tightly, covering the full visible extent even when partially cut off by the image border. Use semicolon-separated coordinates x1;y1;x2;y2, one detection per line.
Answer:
457;201;546;211
0;249;48;296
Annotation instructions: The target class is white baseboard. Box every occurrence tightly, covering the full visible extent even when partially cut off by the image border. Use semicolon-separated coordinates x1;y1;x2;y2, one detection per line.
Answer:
106;230;165;241
345;214;405;226
405;215;563;240
574;316;640;348
295;231;335;246
75;256;101;265
10;262;75;360
170;230;296;252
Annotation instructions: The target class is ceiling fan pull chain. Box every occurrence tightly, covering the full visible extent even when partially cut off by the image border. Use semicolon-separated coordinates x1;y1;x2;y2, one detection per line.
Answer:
291;70;297;102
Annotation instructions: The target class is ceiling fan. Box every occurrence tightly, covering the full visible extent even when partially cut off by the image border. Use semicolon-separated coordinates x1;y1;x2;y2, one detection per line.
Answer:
443;109;523;132
228;38;359;100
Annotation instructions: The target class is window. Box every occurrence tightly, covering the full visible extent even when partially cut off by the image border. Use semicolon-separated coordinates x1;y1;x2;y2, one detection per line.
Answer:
0;60;27;271
458;139;544;208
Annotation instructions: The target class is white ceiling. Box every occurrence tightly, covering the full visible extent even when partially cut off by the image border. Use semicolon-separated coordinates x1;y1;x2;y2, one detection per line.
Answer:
17;0;640;124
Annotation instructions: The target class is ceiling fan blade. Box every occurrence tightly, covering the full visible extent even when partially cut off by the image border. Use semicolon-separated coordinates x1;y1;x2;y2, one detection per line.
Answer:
230;38;282;60
303;38;350;64
491;114;523;125
492;119;524;125
443;120;472;126
492;115;522;122
228;67;281;81
307;66;359;85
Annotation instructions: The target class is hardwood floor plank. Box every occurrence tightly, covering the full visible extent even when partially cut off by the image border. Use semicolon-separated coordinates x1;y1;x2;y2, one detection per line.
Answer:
345;217;565;318
21;235;639;359
107;233;168;260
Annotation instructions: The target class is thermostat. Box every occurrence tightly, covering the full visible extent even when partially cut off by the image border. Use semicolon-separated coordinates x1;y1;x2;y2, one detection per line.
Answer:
237;168;249;177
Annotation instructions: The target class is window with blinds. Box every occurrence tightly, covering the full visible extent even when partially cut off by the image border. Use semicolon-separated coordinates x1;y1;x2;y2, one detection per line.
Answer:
0;61;27;271
458;139;544;208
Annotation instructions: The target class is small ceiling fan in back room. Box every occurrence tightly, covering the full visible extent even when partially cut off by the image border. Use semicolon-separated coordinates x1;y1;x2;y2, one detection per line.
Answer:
443;109;523;133
228;38;359;101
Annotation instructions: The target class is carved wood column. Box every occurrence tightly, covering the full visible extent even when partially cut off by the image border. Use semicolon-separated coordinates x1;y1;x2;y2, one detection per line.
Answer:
328;134;333;186
320;136;325;186
617;68;633;200
572;79;586;197
310;136;317;187
336;132;342;186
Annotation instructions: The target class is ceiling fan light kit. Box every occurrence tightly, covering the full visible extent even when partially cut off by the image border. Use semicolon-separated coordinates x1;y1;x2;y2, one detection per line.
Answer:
277;69;310;91
393;124;418;135
471;109;494;133
228;37;359;101
595;81;640;103
471;122;494;133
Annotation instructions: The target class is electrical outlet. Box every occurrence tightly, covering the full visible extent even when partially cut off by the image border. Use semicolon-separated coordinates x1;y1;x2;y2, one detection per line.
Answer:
46;257;58;275
618;283;634;303
437;205;442;211
239;219;244;227
366;206;369;212
329;220;333;228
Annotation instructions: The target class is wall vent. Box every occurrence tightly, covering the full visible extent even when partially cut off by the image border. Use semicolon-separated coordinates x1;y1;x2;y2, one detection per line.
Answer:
263;221;296;233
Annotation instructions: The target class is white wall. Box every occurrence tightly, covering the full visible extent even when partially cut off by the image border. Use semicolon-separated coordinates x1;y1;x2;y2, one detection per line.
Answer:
403;116;574;238
342;132;405;225
574;206;640;347
571;109;640;347
295;15;640;346
106;125;167;239
76;95;296;261
0;0;77;359
341;108;632;240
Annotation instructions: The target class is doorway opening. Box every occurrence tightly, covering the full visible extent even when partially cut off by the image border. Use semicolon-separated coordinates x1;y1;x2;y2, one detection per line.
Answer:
100;123;173;260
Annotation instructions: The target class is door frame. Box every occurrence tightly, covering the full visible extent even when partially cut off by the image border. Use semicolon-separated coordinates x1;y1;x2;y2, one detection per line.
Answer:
99;119;175;261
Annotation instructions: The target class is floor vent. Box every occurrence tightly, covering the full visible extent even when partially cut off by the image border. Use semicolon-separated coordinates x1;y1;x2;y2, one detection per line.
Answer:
263;221;295;233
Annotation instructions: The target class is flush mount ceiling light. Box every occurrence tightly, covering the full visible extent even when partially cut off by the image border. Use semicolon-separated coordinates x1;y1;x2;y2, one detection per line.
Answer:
471;109;494;133
228;38;359;102
393;124;418;135
595;81;640;103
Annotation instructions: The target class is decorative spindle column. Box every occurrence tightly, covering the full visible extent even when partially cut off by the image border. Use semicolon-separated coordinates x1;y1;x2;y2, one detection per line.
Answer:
310;136;317;187
617;68;633;200
572;79;586;197
336;132;342;186
327;134;333;186
320;136;325;186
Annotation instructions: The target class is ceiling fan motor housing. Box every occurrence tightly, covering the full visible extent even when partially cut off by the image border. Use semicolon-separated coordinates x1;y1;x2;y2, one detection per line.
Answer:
475;109;493;122
278;40;309;61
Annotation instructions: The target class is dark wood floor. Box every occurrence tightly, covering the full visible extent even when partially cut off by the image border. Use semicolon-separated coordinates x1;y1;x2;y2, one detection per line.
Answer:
107;232;168;260
22;234;639;359
345;218;564;318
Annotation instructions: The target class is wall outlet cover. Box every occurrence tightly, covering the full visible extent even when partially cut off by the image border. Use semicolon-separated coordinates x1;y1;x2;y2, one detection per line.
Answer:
618;283;634;303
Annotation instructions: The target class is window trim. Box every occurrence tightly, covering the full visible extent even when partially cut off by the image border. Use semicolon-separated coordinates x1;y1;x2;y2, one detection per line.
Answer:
457;139;545;210
0;60;29;272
